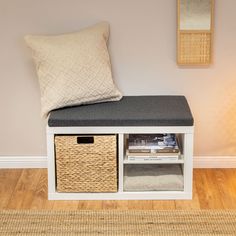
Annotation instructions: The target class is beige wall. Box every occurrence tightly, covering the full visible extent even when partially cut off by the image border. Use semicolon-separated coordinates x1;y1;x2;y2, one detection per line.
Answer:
0;0;236;156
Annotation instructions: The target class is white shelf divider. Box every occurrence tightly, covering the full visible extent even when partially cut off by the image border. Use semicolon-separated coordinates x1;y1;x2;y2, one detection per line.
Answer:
118;133;124;193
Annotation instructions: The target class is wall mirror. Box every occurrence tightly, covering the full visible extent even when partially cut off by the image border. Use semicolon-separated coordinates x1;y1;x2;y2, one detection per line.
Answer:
177;0;214;65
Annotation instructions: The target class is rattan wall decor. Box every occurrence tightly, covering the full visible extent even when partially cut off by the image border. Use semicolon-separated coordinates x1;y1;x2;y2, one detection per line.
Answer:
177;0;214;65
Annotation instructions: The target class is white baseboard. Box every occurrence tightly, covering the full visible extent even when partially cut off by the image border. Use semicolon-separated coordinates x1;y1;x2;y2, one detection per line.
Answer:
193;156;236;168
0;156;236;169
0;156;47;169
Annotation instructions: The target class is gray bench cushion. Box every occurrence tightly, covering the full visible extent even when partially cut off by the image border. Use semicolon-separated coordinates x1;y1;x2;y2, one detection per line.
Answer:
48;96;194;127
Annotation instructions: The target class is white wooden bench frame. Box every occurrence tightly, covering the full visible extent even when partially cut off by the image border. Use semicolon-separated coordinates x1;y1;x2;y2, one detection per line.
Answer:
47;125;194;200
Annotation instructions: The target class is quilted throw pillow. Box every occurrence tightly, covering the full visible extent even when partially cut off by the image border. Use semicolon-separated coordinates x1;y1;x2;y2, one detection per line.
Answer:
25;22;122;117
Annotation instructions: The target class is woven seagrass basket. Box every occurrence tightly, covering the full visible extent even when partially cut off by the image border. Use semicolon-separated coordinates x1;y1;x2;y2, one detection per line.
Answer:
55;134;117;193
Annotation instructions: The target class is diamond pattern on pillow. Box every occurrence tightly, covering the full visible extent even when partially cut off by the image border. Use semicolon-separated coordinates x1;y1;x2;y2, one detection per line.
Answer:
25;22;122;117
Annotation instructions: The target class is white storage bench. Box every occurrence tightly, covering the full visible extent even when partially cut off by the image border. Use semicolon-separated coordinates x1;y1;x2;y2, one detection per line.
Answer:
47;96;194;200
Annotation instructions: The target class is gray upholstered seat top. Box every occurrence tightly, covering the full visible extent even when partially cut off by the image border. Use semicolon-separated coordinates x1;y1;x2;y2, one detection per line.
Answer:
48;96;194;127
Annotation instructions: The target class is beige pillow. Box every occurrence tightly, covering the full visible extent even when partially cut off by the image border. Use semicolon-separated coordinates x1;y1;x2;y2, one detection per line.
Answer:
25;22;122;117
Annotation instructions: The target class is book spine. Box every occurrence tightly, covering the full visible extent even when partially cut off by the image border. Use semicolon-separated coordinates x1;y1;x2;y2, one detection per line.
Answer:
126;151;180;157
128;146;179;150
127;156;178;161
128;146;160;150
128;148;180;153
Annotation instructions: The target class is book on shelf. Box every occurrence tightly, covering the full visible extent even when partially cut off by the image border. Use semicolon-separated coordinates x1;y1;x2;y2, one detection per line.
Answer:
126;150;180;157
127;156;179;162
126;150;180;161
128;148;180;154
128;133;180;151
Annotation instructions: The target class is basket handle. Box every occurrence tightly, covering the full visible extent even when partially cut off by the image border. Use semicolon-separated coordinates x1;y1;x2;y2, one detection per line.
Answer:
77;136;94;144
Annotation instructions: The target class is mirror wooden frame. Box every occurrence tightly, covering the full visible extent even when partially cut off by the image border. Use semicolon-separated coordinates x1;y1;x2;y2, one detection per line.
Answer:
177;0;214;65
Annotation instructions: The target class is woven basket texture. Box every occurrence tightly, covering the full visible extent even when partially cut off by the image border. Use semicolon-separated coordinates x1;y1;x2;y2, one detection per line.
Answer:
179;32;211;64
55;135;117;193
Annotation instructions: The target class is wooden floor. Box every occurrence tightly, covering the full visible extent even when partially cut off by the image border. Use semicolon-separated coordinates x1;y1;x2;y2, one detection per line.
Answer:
0;169;236;210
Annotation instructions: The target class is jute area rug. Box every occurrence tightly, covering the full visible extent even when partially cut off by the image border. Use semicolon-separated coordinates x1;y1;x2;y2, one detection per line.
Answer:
0;210;236;235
